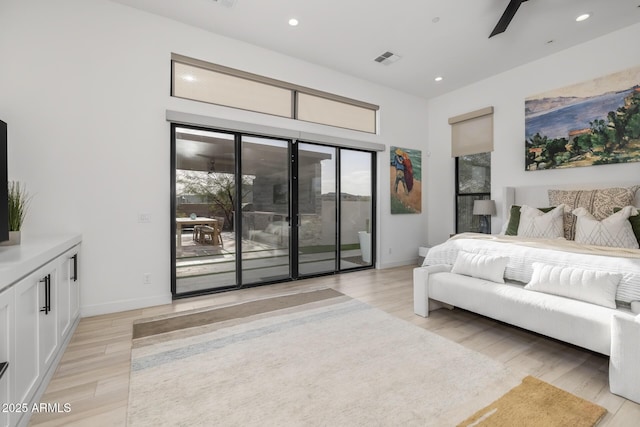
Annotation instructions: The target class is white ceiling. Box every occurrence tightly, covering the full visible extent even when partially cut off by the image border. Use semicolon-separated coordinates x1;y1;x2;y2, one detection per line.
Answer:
111;0;640;99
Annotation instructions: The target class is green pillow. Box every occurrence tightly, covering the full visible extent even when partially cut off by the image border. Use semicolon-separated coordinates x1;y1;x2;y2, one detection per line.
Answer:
613;207;640;245
505;205;555;236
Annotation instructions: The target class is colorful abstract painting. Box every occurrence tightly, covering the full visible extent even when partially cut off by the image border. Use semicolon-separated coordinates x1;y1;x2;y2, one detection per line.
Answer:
390;146;422;214
525;65;640;171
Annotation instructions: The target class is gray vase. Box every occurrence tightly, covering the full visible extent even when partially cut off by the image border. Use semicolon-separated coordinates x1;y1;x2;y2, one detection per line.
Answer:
0;231;21;246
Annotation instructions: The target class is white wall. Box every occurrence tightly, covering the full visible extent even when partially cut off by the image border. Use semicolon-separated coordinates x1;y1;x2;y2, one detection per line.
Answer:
426;23;640;246
0;0;429;315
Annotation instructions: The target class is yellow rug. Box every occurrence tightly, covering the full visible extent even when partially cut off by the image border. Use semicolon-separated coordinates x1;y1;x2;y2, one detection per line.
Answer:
458;376;606;427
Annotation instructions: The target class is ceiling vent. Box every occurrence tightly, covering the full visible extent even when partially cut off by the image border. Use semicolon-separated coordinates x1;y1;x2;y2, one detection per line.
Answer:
213;0;236;7
374;51;401;65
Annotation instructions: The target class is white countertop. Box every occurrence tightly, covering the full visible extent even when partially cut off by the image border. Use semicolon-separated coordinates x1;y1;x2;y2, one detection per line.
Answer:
0;233;82;292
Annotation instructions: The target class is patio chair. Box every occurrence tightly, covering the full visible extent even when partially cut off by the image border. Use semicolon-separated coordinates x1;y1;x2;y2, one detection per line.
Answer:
214;217;225;247
199;225;216;245
193;225;204;243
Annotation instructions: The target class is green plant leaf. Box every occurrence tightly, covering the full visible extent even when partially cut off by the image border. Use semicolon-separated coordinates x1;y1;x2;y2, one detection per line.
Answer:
7;181;32;231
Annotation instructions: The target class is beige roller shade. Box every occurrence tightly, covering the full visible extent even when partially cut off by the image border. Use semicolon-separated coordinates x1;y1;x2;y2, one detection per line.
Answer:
297;92;377;133
173;62;293;118
171;54;379;134
449;106;494;157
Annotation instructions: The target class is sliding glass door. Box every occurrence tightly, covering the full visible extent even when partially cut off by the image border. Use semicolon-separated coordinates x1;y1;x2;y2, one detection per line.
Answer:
297;143;337;276
340;149;374;269
172;125;375;298
173;127;237;294
241;135;291;284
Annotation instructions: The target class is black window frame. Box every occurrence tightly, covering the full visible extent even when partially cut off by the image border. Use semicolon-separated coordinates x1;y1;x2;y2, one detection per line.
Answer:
455;153;491;234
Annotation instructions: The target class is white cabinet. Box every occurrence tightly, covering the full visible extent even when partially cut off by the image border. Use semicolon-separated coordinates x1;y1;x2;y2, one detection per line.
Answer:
56;255;70;342
69;253;80;327
0;235;81;427
37;266;58;373
13;262;60;412
0;287;14;427
13;271;41;406
57;250;80;340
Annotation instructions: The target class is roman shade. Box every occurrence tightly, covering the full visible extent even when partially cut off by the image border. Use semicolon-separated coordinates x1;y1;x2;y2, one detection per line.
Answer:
449;106;494;157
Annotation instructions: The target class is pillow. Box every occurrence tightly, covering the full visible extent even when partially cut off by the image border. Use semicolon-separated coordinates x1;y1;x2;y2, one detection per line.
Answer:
451;251;508;284
572;206;639;249
614;206;640;246
525;262;621;308
504;205;555;236
517;205;565;239
548;186;639;240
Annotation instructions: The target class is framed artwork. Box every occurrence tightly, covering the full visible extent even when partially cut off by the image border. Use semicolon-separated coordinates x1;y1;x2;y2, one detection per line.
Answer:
390;146;422;214
525;65;640;171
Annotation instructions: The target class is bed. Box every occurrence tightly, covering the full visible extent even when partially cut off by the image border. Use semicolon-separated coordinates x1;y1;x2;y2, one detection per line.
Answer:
414;182;640;403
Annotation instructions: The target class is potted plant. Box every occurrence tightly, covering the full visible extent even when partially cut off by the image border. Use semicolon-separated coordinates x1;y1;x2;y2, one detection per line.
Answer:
4;181;31;245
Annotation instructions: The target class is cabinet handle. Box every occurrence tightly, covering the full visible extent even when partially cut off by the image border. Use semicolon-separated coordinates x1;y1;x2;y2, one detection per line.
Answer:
71;254;78;282
40;276;48;314
39;274;51;315
0;362;7;380
47;274;51;314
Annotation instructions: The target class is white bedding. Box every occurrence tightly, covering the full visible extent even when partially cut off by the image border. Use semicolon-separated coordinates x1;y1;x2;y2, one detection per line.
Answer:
423;233;640;304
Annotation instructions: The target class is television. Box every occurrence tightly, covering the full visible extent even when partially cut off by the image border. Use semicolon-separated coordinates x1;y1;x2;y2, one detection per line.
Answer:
0;120;8;243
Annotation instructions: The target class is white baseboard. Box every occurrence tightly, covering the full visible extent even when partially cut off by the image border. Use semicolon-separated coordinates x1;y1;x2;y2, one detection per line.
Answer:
81;294;172;317
378;258;419;269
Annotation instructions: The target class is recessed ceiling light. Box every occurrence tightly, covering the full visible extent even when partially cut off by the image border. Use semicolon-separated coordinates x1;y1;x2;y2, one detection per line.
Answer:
434;76;443;82
576;13;590;22
288;18;299;26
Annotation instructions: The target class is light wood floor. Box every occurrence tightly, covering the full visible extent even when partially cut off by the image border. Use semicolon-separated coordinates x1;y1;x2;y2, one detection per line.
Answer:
30;265;640;426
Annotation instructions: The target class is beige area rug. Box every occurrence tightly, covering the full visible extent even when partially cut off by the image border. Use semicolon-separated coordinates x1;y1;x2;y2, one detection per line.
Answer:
458;376;606;427
127;289;530;426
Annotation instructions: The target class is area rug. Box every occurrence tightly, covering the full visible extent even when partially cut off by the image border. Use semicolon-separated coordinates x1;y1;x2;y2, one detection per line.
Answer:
458;376;606;427
127;289;523;426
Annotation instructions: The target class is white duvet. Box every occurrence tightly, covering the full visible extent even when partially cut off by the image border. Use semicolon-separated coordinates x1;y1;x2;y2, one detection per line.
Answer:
424;233;640;304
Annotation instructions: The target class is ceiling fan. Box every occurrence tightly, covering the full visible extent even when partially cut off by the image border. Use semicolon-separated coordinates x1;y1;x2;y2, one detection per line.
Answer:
489;0;529;38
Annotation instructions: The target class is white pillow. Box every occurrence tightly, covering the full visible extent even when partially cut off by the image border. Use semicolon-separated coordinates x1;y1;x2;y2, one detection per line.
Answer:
525;262;621;308
572;206;639;249
451;251;509;284
517;204;565;239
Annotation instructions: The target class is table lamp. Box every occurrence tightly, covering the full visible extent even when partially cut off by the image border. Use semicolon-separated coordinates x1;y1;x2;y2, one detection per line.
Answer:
473;199;496;234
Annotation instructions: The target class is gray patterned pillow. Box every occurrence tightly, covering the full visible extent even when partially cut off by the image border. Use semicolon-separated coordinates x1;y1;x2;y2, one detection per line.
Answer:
548;186;640;240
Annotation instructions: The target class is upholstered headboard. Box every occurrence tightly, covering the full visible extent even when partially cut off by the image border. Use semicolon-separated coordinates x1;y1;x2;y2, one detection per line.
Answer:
502;182;640;221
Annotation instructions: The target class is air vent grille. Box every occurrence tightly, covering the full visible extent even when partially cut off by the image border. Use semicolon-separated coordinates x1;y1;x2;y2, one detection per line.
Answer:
213;0;236;7
374;51;401;65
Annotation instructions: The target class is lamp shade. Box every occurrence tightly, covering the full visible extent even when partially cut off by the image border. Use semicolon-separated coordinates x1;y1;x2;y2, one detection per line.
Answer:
473;199;496;216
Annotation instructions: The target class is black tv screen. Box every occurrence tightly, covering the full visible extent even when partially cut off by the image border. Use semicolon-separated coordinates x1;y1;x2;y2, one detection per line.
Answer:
0;120;8;243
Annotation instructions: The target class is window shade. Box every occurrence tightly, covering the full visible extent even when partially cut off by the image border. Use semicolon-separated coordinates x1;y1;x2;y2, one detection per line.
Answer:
173;62;293;118
297;93;377;133
449;107;494;157
171;54;379;134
